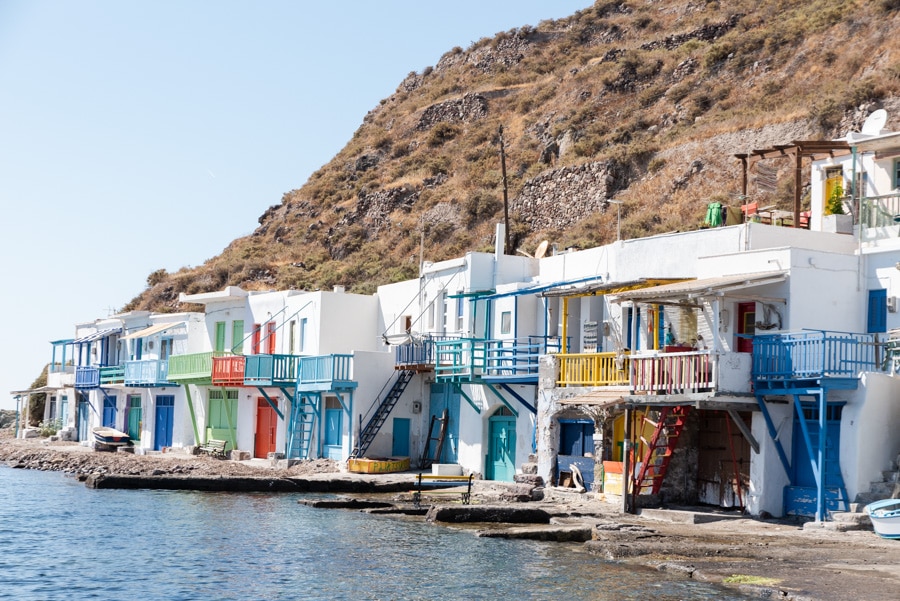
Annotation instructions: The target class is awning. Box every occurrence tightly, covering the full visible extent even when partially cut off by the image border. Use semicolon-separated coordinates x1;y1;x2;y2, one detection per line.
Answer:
478;275;605;301
540;277;690;298
72;327;122;344
612;271;788;303
10;385;61;396
558;388;627;407
121;321;185;341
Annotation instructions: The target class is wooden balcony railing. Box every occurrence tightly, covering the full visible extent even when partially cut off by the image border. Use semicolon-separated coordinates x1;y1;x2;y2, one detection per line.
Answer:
167;352;226;382
434;336;562;381
124;359;170;386
860;193;900;243
557;351;630;387
244;354;301;386
212;355;246;387
752;330;877;381
298;354;354;387
75;366;99;388
631;350;714;394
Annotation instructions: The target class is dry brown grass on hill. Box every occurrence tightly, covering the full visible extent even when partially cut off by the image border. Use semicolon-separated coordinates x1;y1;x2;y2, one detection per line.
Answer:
123;0;900;313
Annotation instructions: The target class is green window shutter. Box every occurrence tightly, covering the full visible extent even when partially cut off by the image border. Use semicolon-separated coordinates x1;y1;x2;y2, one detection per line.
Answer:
214;322;226;353
231;320;244;354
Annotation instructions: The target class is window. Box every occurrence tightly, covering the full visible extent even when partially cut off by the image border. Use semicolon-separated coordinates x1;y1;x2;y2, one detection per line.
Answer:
299;318;308;352
160;337;173;360
251;324;262;355
266;321;277;354
288;320;296;354
500;311;512;335
456;294;464;332
214;321;226;353
894;159;900;189
231;320;244;354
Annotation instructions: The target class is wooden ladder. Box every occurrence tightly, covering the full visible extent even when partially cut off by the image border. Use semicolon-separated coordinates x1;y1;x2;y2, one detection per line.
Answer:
420;408;449;468
633;406;690;495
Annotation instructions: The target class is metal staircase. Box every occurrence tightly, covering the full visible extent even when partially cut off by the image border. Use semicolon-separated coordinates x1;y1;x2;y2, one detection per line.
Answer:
288;395;319;460
633;406;690;495
350;370;414;459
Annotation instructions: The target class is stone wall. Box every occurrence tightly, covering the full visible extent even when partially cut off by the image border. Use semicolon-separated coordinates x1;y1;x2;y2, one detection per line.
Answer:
511;161;628;230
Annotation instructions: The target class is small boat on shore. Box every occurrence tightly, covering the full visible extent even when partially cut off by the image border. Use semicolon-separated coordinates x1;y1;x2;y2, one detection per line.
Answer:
92;427;131;450
865;498;900;539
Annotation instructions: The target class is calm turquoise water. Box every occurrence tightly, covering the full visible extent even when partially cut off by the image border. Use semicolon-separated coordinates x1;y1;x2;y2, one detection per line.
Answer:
0;467;750;601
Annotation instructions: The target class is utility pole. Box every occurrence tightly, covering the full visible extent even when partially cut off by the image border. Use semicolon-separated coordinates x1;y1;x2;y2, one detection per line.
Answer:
498;125;511;255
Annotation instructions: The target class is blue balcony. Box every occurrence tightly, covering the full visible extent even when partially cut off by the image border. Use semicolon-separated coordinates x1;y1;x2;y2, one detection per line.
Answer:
752;330;878;388
124;359;172;387
245;354;302;387
297;354;356;392
435;336;561;384
75;366;99;389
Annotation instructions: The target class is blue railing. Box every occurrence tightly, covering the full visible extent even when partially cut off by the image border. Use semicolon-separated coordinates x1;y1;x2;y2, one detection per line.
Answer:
298;354;354;385
124;359;170;386
752;330;877;380
75;366;99;388
245;354;302;385
434;336;563;381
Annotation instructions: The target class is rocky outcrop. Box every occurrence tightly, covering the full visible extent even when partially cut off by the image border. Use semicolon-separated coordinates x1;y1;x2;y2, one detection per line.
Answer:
416;93;489;130
512;161;628;230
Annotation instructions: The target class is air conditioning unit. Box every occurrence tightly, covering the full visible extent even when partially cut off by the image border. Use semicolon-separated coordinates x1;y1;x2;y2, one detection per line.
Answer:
888;296;898;313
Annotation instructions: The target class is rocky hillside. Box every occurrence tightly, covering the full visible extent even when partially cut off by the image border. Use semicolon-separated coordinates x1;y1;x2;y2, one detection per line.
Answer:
126;0;900;311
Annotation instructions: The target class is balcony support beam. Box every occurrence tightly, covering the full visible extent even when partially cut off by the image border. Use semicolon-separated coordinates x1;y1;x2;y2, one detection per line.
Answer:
453;383;481;414
183;384;201;445
257;388;285;421
499;383;536;415
754;393;791;477
484;384;519;418
726;408;759;454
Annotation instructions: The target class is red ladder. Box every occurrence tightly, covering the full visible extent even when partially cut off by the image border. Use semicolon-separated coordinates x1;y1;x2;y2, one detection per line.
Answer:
633;406;690;495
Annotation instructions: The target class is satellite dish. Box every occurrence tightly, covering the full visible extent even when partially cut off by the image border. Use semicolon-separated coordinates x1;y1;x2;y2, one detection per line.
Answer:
861;109;888;135
534;240;550;260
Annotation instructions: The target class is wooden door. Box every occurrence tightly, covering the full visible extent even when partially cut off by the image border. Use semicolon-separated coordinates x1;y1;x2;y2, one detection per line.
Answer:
255;398;277;458
102;396;117;428
488;410;516;482
392;417;410;457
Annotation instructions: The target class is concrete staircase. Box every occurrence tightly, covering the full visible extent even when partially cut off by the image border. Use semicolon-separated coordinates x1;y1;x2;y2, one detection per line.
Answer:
810;452;900;532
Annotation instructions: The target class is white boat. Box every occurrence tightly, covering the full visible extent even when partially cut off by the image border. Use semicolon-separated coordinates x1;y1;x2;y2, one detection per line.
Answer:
865;498;900;540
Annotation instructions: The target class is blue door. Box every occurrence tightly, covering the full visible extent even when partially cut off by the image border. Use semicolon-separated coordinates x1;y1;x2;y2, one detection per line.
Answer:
77;399;90;441
392;417;410;457
488;408;516;482
324;408;342;460
154;395;174;451
785;403;845;515
428;384;460;463
102;396;117;428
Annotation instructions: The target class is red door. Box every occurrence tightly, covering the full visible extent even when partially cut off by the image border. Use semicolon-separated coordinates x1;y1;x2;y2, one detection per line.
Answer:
736;302;755;353
255;398;277;458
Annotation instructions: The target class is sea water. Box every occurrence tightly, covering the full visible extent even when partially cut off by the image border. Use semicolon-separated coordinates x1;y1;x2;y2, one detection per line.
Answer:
0;467;752;601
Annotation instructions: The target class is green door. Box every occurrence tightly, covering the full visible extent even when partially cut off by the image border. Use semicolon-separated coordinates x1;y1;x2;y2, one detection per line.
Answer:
207;389;238;450
488;408;516;482
127;394;142;442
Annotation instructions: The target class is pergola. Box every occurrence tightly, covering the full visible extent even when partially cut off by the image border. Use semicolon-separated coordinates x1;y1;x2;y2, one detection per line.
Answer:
735;140;851;226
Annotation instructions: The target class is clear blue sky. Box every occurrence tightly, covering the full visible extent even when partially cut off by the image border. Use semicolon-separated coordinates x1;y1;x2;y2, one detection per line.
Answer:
0;0;589;410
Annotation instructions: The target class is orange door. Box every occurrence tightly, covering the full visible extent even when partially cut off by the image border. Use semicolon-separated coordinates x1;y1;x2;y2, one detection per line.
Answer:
255;398;277;458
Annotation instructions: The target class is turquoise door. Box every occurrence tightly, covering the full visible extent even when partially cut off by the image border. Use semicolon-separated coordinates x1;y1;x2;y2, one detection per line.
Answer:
428;384;460;464
60;396;68;428
102;396;117;428
324;408;342;460
488;409;516;482
154;395;174;451
76;399;90;441
127;396;142;442
392;417;410;457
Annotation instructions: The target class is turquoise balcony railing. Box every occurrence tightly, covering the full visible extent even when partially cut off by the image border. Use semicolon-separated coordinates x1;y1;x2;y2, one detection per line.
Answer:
297;354;355;390
245;354;302;386
434;336;561;382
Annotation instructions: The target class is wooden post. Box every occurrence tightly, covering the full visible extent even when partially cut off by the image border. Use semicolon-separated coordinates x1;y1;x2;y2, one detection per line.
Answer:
622;406;633;513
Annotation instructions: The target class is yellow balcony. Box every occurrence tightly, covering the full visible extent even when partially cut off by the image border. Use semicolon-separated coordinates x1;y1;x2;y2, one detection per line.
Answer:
557;352;630;387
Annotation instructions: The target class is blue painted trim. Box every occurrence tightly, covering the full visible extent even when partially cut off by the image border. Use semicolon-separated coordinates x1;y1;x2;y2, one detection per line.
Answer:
755;393;791;477
499;383;537;414
484;384;519;418
453;383;481;414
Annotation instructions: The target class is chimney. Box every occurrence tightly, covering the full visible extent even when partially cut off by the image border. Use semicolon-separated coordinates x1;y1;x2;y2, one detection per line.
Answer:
495;222;506;258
